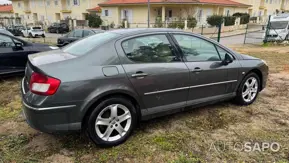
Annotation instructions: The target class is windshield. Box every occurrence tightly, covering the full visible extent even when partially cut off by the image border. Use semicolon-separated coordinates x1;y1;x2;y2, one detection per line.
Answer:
62;32;119;56
270;21;288;29
32;27;42;30
0;29;13;36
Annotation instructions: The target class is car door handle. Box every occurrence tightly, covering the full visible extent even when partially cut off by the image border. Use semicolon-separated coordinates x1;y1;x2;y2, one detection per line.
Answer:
192;67;202;73
131;72;148;78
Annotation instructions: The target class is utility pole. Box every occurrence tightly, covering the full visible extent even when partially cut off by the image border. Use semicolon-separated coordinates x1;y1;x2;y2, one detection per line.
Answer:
147;0;150;28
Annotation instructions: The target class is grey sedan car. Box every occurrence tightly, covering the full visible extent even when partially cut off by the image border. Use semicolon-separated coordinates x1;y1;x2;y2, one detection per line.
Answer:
21;28;268;147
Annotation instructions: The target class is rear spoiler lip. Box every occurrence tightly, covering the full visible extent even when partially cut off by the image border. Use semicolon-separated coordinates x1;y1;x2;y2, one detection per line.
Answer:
27;57;48;76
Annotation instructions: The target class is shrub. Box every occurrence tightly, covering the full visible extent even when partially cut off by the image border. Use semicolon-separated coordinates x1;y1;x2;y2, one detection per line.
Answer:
240;14;250;24
233;12;250;24
177;21;185;29
154;16;163;28
224;16;236;26
187;16;197;29
207;15;223;27
86;14;102;28
168;21;178;28
110;22;115;28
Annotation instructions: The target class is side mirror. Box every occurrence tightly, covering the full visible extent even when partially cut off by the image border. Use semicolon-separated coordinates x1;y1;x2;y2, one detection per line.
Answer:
222;53;233;65
13;42;23;51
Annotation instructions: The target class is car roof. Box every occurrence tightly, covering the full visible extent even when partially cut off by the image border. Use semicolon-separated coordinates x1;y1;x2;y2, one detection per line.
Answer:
110;28;182;35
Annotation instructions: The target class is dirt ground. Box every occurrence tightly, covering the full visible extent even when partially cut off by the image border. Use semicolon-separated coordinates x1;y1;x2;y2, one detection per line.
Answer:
1;45;289;163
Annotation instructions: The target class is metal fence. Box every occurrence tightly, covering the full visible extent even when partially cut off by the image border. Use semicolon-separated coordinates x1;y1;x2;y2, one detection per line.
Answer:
244;16;288;44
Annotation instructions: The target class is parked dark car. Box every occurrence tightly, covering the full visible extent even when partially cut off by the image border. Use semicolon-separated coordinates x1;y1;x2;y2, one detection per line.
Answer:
0;28;13;36
21;28;268;147
57;29;104;47
47;23;69;34
7;25;25;36
0;33;58;76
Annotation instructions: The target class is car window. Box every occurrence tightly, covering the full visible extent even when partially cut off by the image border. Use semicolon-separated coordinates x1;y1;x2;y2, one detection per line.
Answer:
173;34;220;62
83;30;95;37
0;34;15;48
32;27;41;30
66;31;74;37
0;29;13;36
122;35;179;63
63;32;119;56
73;30;83;38
216;46;234;61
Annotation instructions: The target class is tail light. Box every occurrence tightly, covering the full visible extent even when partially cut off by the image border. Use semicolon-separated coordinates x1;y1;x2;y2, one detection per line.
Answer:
29;72;61;95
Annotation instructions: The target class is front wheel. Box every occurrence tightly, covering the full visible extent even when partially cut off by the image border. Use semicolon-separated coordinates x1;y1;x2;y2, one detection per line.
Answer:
85;97;137;147
234;72;260;105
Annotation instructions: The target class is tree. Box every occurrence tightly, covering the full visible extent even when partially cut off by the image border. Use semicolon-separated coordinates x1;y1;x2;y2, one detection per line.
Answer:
86;14;102;28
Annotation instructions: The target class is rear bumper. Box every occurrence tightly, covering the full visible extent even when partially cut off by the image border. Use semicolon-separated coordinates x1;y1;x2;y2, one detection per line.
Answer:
21;78;82;133
22;101;81;133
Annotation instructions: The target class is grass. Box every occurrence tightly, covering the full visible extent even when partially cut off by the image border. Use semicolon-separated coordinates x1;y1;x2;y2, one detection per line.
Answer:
1;45;289;162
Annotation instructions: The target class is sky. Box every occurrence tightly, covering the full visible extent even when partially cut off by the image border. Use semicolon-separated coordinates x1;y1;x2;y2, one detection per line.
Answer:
0;0;11;4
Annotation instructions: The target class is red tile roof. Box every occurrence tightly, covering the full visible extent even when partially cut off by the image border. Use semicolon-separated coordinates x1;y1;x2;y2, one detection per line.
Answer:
87;6;102;12
99;0;250;6
0;5;13;13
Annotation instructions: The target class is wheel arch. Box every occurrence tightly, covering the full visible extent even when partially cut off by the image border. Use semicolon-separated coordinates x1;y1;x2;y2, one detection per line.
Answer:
80;90;143;130
249;68;263;90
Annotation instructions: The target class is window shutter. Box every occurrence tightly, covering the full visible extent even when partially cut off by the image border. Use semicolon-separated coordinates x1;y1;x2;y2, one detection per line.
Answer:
101;9;105;16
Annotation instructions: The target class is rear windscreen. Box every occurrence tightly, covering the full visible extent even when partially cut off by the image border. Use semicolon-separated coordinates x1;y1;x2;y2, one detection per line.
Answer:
32;27;42;30
62;32;119;56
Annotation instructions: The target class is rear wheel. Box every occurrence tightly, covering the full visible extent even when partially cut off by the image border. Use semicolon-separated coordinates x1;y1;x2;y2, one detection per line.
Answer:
42;34;45;38
234;72;260;105
85;97;137;147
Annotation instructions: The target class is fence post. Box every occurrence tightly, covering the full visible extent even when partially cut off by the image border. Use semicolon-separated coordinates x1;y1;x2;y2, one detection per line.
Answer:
184;20;187;30
201;25;204;35
217;23;222;42
264;15;271;43
243;23;249;44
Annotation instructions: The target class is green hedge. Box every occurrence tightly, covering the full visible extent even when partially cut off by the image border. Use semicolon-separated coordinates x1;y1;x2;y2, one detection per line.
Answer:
224;16;236;26
233;12;250;24
206;15;223;27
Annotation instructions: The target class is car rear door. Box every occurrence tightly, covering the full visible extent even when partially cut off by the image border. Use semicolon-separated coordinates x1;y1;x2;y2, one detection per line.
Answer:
0;34;31;74
170;33;237;105
115;33;190;115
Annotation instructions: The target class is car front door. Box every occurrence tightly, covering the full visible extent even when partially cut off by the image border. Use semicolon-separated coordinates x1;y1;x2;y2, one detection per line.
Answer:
0;34;31;74
116;33;190;115
171;34;237;105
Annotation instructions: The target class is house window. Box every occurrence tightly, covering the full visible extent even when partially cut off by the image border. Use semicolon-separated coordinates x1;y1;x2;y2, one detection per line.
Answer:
105;10;109;16
270;0;273;3
46;0;50;6
73;0;80;5
54;0;58;5
17;2;21;8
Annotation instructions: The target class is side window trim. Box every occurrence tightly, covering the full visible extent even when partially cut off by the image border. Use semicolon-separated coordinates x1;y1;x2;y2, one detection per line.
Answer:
120;33;181;64
215;45;236;60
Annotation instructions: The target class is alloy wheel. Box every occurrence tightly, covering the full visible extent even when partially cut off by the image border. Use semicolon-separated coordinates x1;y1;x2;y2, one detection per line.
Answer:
242;77;258;103
95;104;132;142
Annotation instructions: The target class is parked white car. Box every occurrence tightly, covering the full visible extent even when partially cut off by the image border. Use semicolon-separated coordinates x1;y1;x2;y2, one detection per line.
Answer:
21;26;45;38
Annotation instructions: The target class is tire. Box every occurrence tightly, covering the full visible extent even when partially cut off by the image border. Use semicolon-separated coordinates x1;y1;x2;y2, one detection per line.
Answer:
234;72;260;105
85;96;137;147
42;34;45;38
